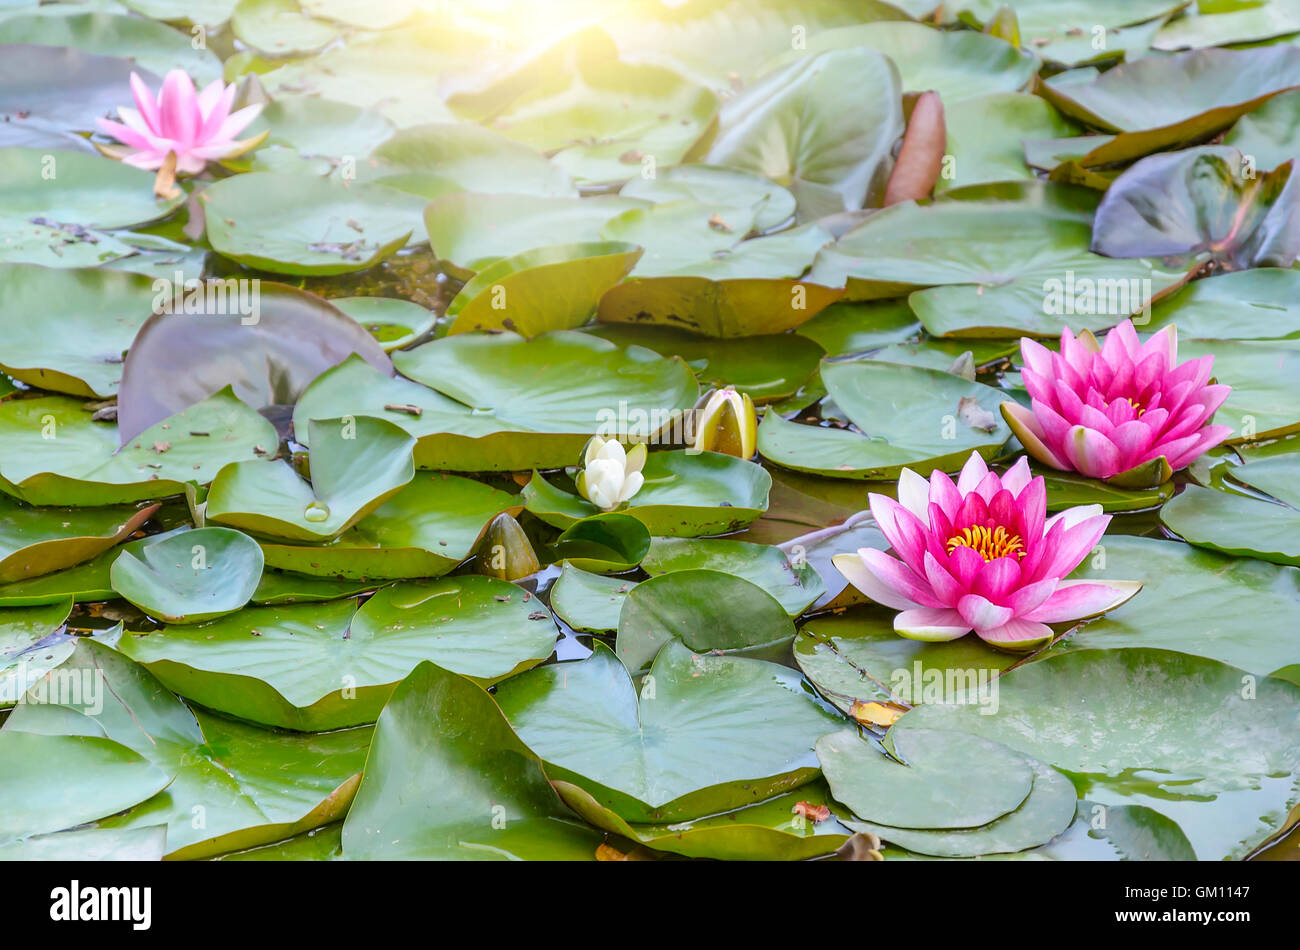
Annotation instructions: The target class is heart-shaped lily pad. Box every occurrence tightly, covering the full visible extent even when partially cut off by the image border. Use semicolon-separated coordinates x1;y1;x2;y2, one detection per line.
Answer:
110;526;264;624
522;450;771;537
0;496;156;583
549;564;637;634
206;416;416;542
3;639;371;859
817;727;1034;830
616;569;795;673
641;536;823;616
341;659;602;860
494;639;843;822
202;172;425;275
0;146;184;230
119;575;559;730
444;242;642;337
758;359;1010;479
256;473;515;580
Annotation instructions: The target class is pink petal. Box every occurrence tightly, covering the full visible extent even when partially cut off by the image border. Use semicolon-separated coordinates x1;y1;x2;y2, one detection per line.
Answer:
976;618;1054;649
157;69;200;146
832;550;919;611
860;547;945;608
972;556;1022;603
928;469;963;521
956;451;989;495
1003;401;1069;471
1032;514;1110;583
129;72;162;135
922;551;966;606
957;594;1015;631
1023;579;1142;623
896;467;931;526
1063;425;1122;478
1001;456;1032;498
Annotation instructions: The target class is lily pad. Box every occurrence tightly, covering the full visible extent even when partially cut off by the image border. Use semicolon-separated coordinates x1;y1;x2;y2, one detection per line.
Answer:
1179;338;1300;441
706;48;903;220
1037;47;1300;167
895;647;1300;860
641;535;824;616
0;264;157;397
206;416;415;543
0;388;277;507
522;450;771;537
202;172;425;275
1059;534;1300;683
549;564;636;634
119;575;558;730
619;163;797;232
0;495;156;583
116;282;393;443
546;513;650;574
0;599;76;707
385;331;699;471
3;639;371;859
444;242;642;337
1146;268;1300;340
341;659;603;860
257;473;515;580
757;359;1010;480
0;824;169;861
231;0;339;57
935;93;1079;193
110;526;264;623
584;324;825;401
846;757;1077;858
495;639;844;822
331;296;434;352
616;569;795;673
0;43;157;140
0;731;173;841
0;146;184;230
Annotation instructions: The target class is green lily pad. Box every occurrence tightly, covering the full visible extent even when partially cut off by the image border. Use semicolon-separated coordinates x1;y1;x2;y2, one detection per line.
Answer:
251;570;376;605
451;29;718;185
1033;800;1198;862
0;388;276;507
549;564;636;634
846;757;1077;857
444;241;642;337
619;164;796;232
384;330;698;471
206;416;415;543
0;529;191;607
0;824;169;861
120;0;237;27
331;296;434;351
758;359;1010;480
0;264;157;397
120;575;558;730
1156;0;1300;50
358;122;575;197
895;647;1300;860
809;183;1189;337
546;513;650;574
341;659;603;860
1037;46;1300;167
0;731;172;841
769;20;1038;103
240;97;394;171
1;599;76;707
0;11;222;84
202;172;425;275
214;822;342;861
616;569;794;673
1179;338;1300;441
495;639;844;822
231;0;339;57
257;473;515;580
1057;534;1300;683
935;93;1079;193
3;638;371;859
1161;484;1300;568
795;607;1019;714
1224;87;1300;174
706;48;903;219
585;324;825;402
0;495;155;583
0;215;135;267
641;536;824;616
110;526;264;624
1230;440;1300;506
0;146;184;229
818;726;1034;829
116;282;393;443
795;298;921;357
555;777;852;861
424;193;645;275
1146;268;1300;340
523;450;771;537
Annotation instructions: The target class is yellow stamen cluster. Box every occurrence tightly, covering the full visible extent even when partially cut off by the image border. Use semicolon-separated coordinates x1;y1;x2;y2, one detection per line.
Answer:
945;525;1026;562
1106;396;1146;418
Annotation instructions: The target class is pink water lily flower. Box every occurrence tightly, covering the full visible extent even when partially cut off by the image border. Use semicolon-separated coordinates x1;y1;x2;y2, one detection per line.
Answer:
833;452;1141;651
1001;319;1232;487
96;71;265;175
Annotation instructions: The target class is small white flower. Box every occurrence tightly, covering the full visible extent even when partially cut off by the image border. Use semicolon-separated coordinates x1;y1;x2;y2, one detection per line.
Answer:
576;436;646;511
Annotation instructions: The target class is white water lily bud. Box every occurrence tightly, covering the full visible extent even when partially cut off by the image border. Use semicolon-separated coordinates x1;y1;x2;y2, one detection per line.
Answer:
692;388;757;459
576;436;646;511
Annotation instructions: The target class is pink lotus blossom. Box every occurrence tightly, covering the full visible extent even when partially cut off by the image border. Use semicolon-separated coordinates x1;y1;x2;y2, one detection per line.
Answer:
96;71;264;175
833;452;1140;650
1001;319;1232;486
